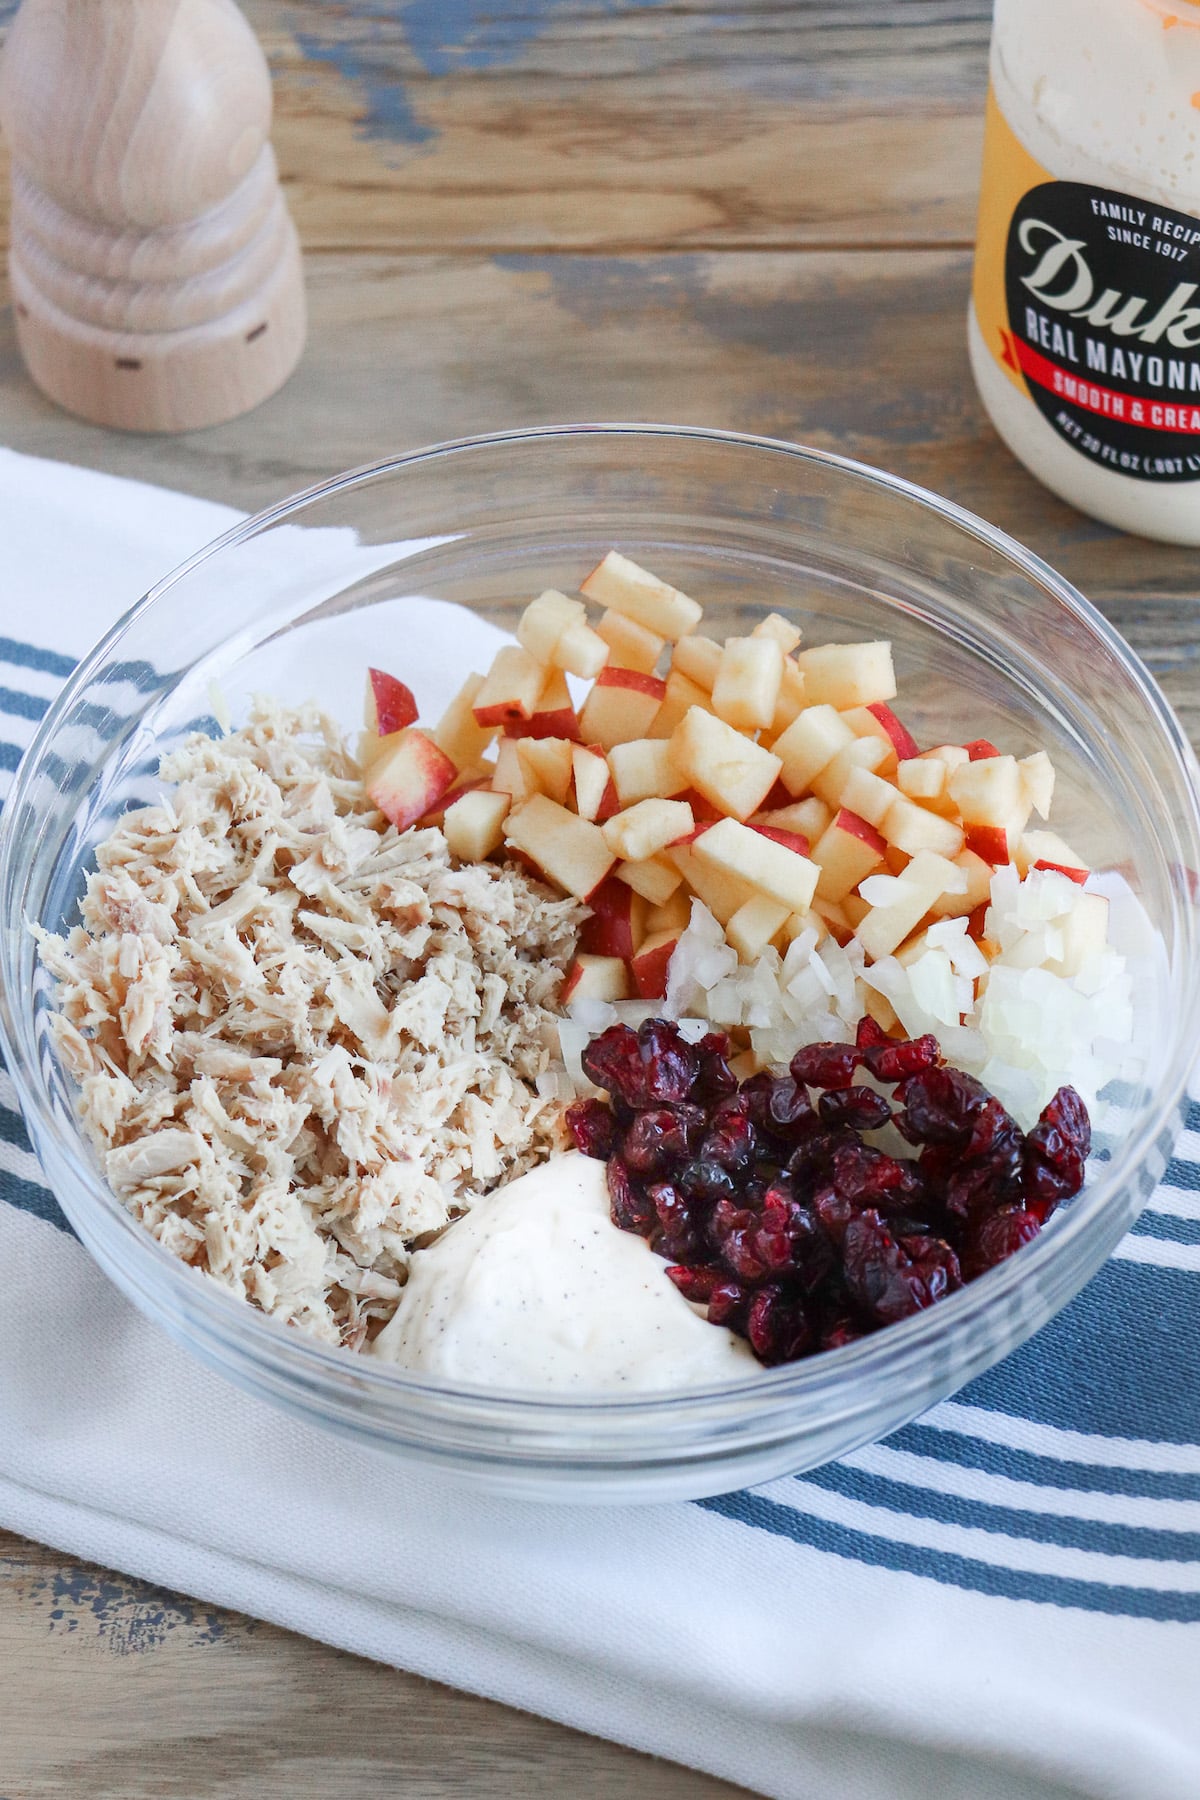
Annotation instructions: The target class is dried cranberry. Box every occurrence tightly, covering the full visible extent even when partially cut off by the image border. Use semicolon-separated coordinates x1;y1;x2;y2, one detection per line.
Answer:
843;1210;954;1325
565;1098;617;1160
830;1142;918;1207
582;1024;644;1105
863;1032;940;1083
765;1075;817;1139
747;1286;813;1364
622;1104;705;1174
649;1181;703;1260
1023;1086;1091;1218
813;1183;856;1246
821;1314;868;1351
855;1016;890;1052
678;1158;738;1205
790;1041;863;1090
666;1263;723;1304
819;1086;892;1132
707;1279;752;1333
788;1127;854;1190
700;1112;757;1172
637;1018;699;1104
692;1033;738;1104
961;1206;1041;1279
895;1066;989;1146
607;1156;654;1234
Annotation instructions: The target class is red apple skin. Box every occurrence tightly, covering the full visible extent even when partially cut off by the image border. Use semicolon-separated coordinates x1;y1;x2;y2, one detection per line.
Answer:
832;808;886;855
965;823;1011;865
474;699;533;729
674;786;722;822
671;820;714;848
967;902;991;941
579;877;638;958
760;777;793;812
596;777;621;823
368;668;418;735
964;738;1001;762
630;937;678;1000
867;702;920;761
1033;859;1088;886
594;666;667;701
752;824;811;856
503;705;583;743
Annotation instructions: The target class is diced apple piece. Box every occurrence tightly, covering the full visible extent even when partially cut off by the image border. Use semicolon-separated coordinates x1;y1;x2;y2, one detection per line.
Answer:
1016;829;1088;879
881;794;965;860
607;736;682;807
811;896;853;943
693;816;819;913
781;908;829;948
923;743;971;771
866;701;919;762
472;646;546;728
580;550;703;640
796;641;896;709
812;808;888;902
754;796;832;841
561;954;630;1004
630;929;681;1000
416;771;490;828
504;668;582;743
571;744;618;822
503;795;616;900
667;843;759;924
515;736;574;806
670;634;722;690
964;738;1001;761
840;765;897;829
616;854;684;905
752;612;803;654
671;706;782;821
578;667;667;751
443;787;511;861
769;658;808;738
811;735;891;808
1019;750;1055;820
603;797;694;864
516;590;585;665
646;888;692;935
595;608;664;675
863;984;900;1033
556;618;611;680
842;892;870;929
434;673;496;769
771;704;856;796
928;848;993;918
711;636;784;733
726;893;791;963
897;757;945;803
365;668;418;737
649;667;711;740
491;737;530;801
948;754;1023;826
366;730;458;833
855;851;965;960
579;876;648;958
1046;891;1109;978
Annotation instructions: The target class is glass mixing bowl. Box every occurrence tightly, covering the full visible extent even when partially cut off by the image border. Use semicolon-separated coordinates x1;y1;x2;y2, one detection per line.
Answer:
2;425;1197;1503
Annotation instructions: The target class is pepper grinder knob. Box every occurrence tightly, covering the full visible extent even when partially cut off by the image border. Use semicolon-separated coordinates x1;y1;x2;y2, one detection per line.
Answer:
1;0;306;432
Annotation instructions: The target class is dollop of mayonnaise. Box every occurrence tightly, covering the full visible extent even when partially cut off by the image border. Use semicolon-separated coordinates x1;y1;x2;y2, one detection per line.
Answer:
372;1151;756;1391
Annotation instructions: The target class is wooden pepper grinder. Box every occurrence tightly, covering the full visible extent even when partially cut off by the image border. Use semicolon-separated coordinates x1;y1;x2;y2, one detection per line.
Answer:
1;0;306;432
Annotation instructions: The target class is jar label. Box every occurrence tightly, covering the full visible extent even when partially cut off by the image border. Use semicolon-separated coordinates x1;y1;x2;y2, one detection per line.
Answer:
974;84;1200;484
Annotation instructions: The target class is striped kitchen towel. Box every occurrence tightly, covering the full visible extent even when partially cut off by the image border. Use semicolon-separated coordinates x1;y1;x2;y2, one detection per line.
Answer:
1;446;1198;1800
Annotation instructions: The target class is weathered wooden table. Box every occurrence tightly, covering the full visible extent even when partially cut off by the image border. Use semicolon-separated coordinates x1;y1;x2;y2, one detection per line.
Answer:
0;3;1196;1795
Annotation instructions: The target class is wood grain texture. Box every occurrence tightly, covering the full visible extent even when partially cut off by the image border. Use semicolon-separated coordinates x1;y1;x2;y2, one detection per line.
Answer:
0;1529;748;1798
0;2;1196;1796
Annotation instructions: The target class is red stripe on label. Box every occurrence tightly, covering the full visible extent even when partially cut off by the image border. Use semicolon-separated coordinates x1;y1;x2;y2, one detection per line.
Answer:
1002;331;1200;435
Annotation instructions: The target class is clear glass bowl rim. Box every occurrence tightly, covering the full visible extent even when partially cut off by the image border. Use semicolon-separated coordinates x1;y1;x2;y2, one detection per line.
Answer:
2;420;1198;1426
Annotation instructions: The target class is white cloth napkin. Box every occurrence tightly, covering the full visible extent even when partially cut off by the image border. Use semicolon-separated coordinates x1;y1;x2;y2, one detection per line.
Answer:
2;446;1199;1800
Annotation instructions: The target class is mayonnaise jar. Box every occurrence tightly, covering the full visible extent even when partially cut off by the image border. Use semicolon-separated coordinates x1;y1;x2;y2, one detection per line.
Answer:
969;0;1200;541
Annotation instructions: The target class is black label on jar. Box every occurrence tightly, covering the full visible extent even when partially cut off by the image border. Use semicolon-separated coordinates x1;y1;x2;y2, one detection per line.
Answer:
1004;182;1200;483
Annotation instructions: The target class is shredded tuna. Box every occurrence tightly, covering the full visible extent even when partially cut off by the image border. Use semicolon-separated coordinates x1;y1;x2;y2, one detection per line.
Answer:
36;701;584;1348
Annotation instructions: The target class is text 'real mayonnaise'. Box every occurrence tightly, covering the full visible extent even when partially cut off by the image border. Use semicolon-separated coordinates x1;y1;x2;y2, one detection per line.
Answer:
970;0;1200;541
